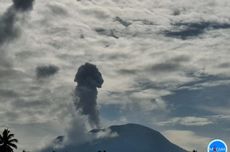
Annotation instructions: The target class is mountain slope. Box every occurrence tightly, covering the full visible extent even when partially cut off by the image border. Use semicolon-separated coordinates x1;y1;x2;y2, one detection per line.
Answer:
62;123;187;152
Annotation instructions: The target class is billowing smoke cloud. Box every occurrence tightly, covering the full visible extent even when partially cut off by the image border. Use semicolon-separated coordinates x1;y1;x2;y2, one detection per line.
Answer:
38;64;117;152
39;111;117;152
74;63;104;128
0;0;34;46
38;110;92;152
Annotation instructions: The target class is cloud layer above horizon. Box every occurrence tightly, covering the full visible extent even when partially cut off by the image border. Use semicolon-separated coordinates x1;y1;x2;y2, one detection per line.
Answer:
0;0;230;151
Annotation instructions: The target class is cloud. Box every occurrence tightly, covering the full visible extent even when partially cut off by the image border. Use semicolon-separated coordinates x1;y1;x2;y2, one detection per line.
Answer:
150;62;183;73
0;0;35;71
47;3;68;16
163;130;211;151
163;21;230;40
159;116;213;126
95;28;119;39
0;0;34;46
12;0;34;11
37;107;91;152
163;77;230;117
114;16;132;27
0;7;19;46
64;112;92;146
39;110;118;152
12;99;49;109
0;89;18;98
36;65;59;78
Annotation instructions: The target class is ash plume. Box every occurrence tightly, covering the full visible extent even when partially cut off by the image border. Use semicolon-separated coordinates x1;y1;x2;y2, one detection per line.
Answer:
74;63;104;128
0;0;34;46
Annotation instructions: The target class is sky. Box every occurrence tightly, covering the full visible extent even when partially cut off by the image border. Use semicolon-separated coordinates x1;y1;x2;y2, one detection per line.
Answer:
0;0;230;151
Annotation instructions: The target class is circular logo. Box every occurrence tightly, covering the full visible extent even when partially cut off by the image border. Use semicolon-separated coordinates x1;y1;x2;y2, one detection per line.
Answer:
208;139;228;152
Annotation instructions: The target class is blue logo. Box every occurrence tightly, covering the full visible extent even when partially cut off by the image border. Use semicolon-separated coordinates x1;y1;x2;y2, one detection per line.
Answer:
208;139;228;152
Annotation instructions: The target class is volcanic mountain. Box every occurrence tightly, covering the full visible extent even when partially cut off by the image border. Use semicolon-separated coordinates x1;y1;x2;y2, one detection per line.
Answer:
53;123;187;152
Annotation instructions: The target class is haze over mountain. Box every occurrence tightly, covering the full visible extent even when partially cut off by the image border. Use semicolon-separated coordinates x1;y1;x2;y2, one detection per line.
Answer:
43;123;187;152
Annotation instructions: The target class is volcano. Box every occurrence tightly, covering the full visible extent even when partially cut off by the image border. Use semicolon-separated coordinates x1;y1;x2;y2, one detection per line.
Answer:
54;123;187;152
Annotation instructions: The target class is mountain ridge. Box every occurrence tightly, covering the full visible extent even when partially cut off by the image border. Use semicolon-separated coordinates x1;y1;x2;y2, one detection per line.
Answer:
54;123;187;152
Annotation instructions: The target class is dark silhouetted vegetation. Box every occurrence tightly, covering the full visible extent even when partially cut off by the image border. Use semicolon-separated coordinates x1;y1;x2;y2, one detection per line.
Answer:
0;129;18;152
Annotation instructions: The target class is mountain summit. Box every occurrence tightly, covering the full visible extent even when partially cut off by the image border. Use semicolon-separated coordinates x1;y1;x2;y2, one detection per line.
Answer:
59;123;187;152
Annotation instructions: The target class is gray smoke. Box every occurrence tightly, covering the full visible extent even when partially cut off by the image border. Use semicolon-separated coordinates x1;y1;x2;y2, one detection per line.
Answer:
74;63;104;128
0;0;34;46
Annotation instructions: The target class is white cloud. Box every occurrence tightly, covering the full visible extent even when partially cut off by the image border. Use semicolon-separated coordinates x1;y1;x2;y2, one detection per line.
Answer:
163;130;211;151
159;116;213;126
